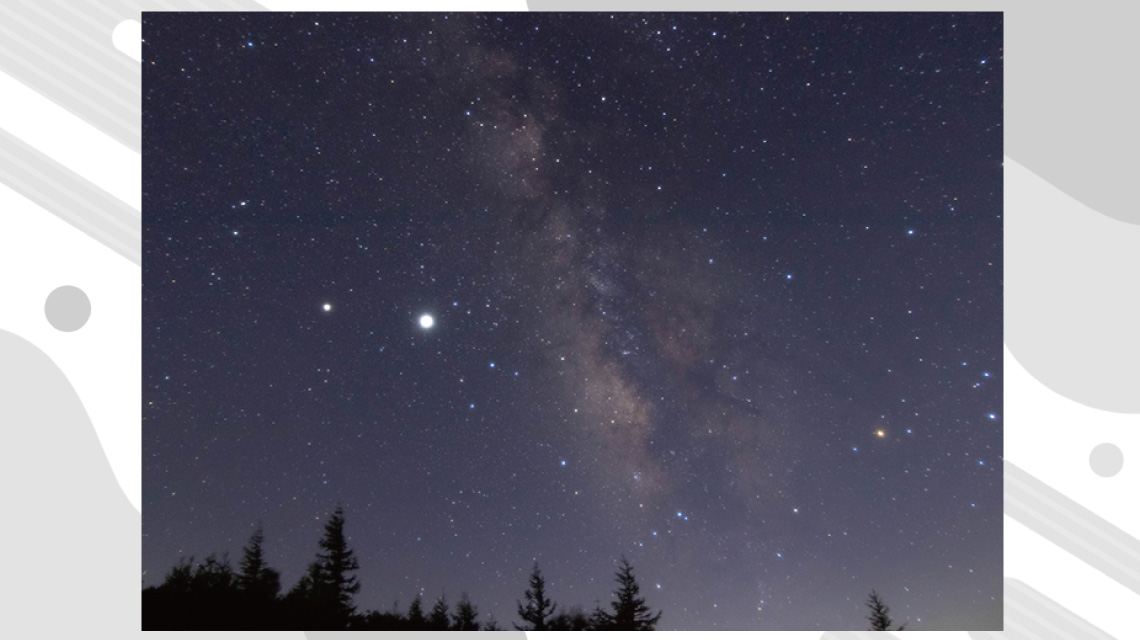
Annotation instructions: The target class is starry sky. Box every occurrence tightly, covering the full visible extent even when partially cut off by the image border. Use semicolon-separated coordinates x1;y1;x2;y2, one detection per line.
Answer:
142;12;1003;630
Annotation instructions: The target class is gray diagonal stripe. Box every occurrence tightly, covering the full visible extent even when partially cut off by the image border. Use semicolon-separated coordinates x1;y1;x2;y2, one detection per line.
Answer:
966;578;1115;640
1005;461;1140;595
0;0;267;153
0;127;139;264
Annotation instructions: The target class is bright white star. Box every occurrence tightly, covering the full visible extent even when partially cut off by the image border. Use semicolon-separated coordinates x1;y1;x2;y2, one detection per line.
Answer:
420;314;434;329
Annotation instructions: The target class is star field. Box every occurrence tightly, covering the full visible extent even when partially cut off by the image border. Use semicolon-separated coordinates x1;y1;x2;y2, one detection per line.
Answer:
142;12;1002;630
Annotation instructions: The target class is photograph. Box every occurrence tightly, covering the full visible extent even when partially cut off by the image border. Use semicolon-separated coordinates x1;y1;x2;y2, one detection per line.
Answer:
141;11;1003;630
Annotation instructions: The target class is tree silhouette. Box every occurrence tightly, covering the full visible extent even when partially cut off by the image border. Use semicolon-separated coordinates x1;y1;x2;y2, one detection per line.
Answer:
234;527;281;628
238;527;281;601
592;556;662;630
866;590;907;631
453;592;480;630
313;506;361;625
550;606;591;630
429;593;451;630
144;518;677;631
142;554;243;629
191;553;235;593
588;602;610;630
515;562;557;630
407;594;427;629
160;557;195;593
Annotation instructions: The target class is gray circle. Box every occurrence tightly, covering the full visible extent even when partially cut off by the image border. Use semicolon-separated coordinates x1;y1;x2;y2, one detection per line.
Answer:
44;285;91;332
1089;443;1124;478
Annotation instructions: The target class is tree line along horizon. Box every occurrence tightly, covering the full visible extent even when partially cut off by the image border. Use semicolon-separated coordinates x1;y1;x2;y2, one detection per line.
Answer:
142;505;909;631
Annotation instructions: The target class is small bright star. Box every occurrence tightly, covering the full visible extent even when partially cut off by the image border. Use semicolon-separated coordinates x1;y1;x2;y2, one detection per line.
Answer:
322;303;332;312
988;413;997;420
419;314;434;329
852;446;859;452
876;429;886;438
907;229;915;235
786;273;793;280
560;460;566;466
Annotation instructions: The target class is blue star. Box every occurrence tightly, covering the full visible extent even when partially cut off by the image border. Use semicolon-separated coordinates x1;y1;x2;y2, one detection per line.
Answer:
489;362;495;368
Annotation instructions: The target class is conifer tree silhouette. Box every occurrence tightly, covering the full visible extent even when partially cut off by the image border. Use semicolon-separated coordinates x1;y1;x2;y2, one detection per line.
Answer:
407;594;427;629
313;505;361;625
429;593;451;630
515;562;557;630
235;527;281;628
238;526;281;601
866;590;907;631
453;592;481;630
593;556;662;630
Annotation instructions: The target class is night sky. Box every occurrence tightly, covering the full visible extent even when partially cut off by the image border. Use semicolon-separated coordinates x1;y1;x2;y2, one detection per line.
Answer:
142;12;1003;630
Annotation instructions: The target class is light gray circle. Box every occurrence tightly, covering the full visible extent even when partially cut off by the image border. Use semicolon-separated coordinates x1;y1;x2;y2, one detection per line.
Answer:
44;285;91;332
1089;443;1124;478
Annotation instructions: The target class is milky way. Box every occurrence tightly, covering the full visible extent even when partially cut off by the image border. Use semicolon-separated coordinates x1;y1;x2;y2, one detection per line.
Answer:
143;12;1002;629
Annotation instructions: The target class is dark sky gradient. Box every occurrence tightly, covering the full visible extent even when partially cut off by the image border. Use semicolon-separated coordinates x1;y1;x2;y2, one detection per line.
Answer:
142;12;1003;630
